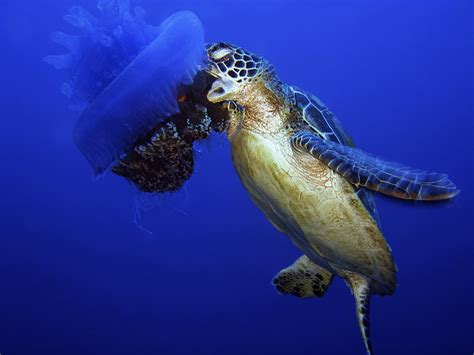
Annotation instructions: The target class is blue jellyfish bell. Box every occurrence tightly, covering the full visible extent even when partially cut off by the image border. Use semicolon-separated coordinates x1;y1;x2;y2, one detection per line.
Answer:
46;0;228;192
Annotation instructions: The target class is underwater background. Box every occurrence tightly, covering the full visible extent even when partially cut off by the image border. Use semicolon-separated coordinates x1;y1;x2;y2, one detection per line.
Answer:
0;0;473;354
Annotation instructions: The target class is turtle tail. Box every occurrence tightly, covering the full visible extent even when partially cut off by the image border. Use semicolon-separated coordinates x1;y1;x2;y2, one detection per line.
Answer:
348;274;374;355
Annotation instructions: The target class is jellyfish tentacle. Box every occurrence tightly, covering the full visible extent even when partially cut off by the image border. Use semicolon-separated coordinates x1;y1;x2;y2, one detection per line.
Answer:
64;6;97;30
44;54;74;70
51;32;81;53
47;0;164;112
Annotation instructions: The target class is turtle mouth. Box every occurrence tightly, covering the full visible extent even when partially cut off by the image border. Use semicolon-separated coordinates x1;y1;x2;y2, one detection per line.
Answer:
205;60;237;103
207;77;236;103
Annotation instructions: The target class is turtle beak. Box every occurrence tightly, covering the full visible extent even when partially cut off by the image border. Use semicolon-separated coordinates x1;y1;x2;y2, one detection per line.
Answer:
207;76;236;103
204;57;232;103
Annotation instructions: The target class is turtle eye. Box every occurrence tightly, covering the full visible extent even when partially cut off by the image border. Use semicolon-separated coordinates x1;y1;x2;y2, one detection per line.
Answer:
210;47;233;62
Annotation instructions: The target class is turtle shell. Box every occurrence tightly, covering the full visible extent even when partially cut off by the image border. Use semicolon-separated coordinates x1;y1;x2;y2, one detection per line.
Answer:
293;87;354;146
292;87;380;227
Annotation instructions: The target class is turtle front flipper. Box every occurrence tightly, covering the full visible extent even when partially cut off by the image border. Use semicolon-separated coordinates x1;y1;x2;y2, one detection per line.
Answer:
272;255;333;298
291;131;459;201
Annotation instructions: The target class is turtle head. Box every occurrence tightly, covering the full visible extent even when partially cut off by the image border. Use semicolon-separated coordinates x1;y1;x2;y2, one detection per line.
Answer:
205;42;272;103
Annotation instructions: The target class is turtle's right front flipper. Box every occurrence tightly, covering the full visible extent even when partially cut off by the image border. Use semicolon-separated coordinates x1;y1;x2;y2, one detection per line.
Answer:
291;131;459;201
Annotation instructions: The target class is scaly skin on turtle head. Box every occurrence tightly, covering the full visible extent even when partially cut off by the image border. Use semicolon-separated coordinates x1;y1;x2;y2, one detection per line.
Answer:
205;42;290;136
206;42;274;103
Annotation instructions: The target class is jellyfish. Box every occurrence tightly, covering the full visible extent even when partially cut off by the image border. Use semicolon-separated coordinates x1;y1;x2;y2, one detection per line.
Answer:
111;70;228;193
46;0;228;192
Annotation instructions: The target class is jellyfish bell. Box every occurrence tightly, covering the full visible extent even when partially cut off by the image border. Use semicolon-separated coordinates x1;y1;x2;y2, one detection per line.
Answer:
46;0;228;193
73;10;206;174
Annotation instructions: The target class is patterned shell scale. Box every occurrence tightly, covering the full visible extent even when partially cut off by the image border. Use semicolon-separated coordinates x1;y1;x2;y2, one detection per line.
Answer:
292;87;381;227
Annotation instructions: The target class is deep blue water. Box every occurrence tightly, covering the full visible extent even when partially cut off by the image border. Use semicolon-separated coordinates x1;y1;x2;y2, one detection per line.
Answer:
0;0;473;354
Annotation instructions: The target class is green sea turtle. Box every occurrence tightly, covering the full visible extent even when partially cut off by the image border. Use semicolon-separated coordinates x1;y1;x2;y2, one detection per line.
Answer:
204;42;459;354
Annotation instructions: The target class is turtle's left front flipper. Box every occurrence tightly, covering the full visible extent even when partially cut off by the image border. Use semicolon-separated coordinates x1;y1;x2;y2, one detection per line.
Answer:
291;131;459;201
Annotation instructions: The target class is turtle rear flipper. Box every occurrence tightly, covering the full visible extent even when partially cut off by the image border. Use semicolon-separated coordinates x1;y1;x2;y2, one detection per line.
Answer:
291;131;459;201
347;273;374;355
272;255;333;298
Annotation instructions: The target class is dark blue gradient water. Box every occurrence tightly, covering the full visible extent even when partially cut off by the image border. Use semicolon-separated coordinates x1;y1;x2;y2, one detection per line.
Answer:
0;1;472;354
